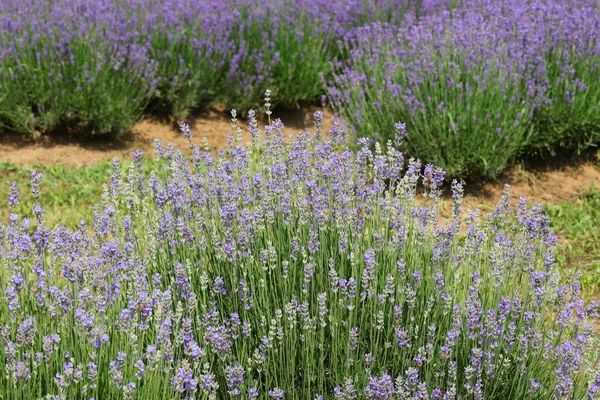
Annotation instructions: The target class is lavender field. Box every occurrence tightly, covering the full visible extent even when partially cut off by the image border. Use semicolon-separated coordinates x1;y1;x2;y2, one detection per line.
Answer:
2;0;600;178
1;107;600;399
1;0;600;399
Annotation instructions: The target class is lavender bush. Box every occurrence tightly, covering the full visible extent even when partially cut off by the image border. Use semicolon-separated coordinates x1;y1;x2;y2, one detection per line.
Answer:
0;0;440;136
327;0;600;177
0;0;159;136
1;103;599;398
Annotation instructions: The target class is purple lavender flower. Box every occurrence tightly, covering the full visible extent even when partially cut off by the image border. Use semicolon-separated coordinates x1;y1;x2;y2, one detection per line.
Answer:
528;379;541;396
364;372;394;399
123;382;136;400
17;316;36;346
225;363;245;396
212;276;227;297
362;249;377;298
14;360;31;381
348;327;359;351
8;181;19;207
30;171;43;199
248;387;260;400
109;353;126;389
589;373;600;398
88;362;98;385
200;371;218;392
180;121;193;142
134;359;145;379
172;361;197;395
119;308;134;332
42;334;60;360
268;387;285;399
394;122;408;147
396;328;410;349
334;378;357;400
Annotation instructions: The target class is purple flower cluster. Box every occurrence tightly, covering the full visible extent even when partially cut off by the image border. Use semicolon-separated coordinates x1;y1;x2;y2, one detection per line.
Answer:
0;110;598;398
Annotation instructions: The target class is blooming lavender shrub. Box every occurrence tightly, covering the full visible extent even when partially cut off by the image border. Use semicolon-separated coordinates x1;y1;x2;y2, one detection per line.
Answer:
0;0;441;136
328;0;600;178
1;103;599;399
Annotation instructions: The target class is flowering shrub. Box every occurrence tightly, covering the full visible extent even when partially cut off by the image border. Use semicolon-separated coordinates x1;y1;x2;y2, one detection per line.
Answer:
0;0;442;136
1;106;599;399
328;0;600;177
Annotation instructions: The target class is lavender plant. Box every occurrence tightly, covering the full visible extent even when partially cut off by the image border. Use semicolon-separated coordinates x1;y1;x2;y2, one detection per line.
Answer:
1;103;599;398
328;0;600;177
0;0;436;135
0;0;164;136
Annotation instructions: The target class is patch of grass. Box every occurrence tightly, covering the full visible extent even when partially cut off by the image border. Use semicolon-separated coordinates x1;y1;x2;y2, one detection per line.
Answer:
546;183;600;298
0;160;116;228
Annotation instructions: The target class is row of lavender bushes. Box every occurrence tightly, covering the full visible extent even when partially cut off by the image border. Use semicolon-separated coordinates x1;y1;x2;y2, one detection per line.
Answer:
2;0;600;178
1;105;599;398
327;0;600;178
0;0;444;137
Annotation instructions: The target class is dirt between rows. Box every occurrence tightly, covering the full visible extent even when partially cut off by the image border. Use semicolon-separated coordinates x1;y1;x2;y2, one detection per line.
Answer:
1;105;599;211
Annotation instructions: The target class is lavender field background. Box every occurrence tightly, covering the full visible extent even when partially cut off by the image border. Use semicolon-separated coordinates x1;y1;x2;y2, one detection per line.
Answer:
2;0;600;178
1;0;436;136
1;0;600;399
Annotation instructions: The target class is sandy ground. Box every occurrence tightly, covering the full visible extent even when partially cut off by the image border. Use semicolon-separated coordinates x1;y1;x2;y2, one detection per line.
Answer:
0;105;336;166
458;156;600;210
1;105;599;210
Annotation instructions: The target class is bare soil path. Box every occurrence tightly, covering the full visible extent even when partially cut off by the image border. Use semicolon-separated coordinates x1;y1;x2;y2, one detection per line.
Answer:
0;105;335;166
457;153;600;211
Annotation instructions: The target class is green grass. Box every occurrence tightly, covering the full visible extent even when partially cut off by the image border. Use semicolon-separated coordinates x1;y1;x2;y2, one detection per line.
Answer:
0;156;172;228
0;160;115;228
546;183;600;298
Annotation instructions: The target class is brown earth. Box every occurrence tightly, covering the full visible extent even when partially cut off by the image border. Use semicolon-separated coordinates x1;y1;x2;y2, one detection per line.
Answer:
1;105;599;209
0;104;336;167
454;153;600;211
